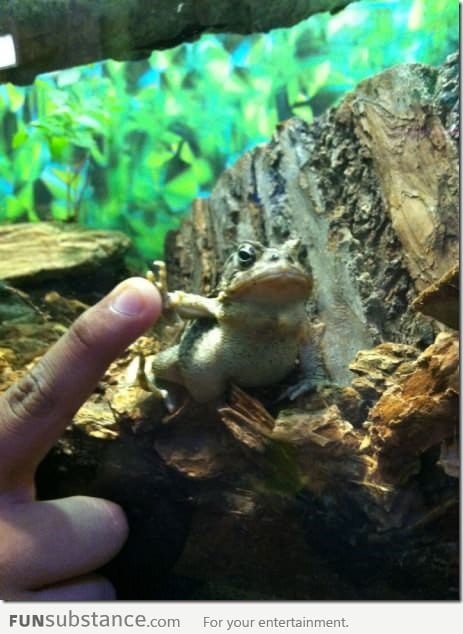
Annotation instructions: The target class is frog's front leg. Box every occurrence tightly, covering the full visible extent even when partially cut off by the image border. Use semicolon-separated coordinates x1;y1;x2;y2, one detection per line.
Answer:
148;260;221;320
279;322;328;401
167;290;222;320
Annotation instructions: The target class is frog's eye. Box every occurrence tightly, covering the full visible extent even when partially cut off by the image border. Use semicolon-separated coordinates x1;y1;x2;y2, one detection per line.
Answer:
237;243;257;268
298;244;308;263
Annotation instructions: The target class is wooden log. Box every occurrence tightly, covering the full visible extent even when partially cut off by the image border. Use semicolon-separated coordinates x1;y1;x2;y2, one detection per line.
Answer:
166;54;459;385
0;222;130;284
0;0;355;85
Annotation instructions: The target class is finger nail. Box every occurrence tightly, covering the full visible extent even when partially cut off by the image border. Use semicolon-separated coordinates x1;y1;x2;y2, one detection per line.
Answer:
110;281;147;317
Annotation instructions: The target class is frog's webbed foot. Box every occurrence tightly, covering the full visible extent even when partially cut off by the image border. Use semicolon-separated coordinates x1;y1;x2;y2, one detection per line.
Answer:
279;334;332;402
277;362;330;401
277;377;319;402
161;394;193;423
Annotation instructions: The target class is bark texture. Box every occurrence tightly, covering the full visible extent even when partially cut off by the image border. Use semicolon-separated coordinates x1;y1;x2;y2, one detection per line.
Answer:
0;0;355;85
165;53;459;385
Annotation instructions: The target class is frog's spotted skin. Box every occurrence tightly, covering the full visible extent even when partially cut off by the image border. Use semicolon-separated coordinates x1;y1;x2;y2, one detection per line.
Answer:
143;239;315;403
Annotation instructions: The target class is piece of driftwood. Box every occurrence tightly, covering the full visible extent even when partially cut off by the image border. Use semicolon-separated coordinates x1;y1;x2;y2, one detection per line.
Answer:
0;222;130;284
0;0;355;85
7;54;459;600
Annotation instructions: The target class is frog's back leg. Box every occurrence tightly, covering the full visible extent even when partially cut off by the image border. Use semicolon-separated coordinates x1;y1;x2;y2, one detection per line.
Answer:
150;344;183;384
138;344;185;400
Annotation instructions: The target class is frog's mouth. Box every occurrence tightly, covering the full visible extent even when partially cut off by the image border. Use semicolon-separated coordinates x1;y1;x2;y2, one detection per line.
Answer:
229;270;312;301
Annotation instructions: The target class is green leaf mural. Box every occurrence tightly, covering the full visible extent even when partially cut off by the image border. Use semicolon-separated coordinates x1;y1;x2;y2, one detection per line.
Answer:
0;0;458;259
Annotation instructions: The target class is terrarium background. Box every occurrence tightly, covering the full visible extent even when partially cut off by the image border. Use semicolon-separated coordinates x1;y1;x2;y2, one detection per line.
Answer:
0;0;457;258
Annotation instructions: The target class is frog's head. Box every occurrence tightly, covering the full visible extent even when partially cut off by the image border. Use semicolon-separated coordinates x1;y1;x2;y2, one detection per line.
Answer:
218;239;313;302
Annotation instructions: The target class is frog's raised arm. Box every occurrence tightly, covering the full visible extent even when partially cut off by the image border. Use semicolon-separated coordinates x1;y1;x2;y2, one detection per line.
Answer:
148;260;222;320
167;290;221;319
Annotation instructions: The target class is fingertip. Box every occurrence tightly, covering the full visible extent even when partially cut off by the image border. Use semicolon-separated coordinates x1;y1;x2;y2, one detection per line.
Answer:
96;497;130;550
71;495;129;552
109;276;162;324
66;276;162;367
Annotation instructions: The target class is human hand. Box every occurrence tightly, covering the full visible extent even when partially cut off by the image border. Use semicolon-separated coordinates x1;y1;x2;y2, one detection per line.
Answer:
0;278;161;600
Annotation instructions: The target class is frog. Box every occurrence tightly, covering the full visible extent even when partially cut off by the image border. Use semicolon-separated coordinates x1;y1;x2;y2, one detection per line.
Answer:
139;238;322;405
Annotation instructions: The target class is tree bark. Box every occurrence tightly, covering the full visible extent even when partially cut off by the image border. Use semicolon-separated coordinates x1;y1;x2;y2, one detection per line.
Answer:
166;53;459;384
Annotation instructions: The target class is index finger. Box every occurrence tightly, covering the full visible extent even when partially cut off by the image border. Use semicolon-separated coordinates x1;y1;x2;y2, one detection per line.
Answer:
0;277;161;491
